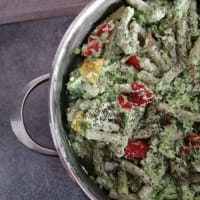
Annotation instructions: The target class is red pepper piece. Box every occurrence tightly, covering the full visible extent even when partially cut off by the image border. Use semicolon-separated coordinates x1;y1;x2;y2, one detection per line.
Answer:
87;35;95;42
121;102;132;110
94;22;112;37
124;140;148;159
117;96;132;110
128;92;148;106
81;40;100;57
118;96;125;105
131;82;144;91
125;55;142;71
128;82;153;106
188;134;200;143
145;92;153;99
131;83;153;98
117;83;153;109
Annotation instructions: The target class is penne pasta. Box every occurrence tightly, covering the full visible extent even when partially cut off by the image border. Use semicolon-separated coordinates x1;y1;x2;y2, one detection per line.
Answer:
137;70;159;85
93;143;105;175
132;125;161;139
162;63;185;84
176;19;187;61
157;103;200;122
122;160;154;185
126;0;153;15
85;130;129;145
189;36;200;66
117;169;129;196
116;7;135;54
173;0;191;19
109;188;138;200
147;46;167;74
189;0;198;32
67;1;200;198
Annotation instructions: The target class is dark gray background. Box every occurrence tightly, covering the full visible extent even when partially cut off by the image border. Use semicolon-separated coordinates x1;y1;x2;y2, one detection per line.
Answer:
0;16;88;200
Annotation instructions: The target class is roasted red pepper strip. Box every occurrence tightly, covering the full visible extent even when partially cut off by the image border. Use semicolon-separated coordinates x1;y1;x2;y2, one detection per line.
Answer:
128;82;153;106
122;102;132;110
87;35;95;42
81;40;100;57
125;55;142;71
188;134;200;142
117;83;153;109
117;96;132;110
124;140;148;159
117;95;125;105
94;22;112;37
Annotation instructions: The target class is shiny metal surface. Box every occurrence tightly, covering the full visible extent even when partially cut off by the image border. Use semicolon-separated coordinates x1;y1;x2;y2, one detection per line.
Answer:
10;73;57;156
49;0;122;199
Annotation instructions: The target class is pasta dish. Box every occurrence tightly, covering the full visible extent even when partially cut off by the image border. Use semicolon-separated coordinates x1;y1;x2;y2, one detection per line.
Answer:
66;0;200;199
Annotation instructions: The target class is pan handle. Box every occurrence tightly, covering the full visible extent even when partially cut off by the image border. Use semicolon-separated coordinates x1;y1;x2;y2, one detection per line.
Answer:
10;73;57;156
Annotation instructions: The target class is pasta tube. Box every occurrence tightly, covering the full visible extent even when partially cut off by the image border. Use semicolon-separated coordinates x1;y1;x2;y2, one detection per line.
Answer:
85;130;129;145
126;0;153;15
176;19;187;61
173;0;191;19
93;143;104;175
157;103;200;122
122;160;154;185
189;0;198;32
189;36;200;66
117;169;129;196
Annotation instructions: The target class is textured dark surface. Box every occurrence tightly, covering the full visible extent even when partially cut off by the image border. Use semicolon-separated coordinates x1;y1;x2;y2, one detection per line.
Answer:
0;17;88;200
0;0;90;24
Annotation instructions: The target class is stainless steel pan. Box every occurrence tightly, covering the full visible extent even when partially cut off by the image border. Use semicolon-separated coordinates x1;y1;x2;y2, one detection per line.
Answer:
10;0;123;199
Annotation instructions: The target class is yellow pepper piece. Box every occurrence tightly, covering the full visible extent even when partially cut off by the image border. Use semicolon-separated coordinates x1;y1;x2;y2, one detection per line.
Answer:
71;112;86;132
79;59;104;84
